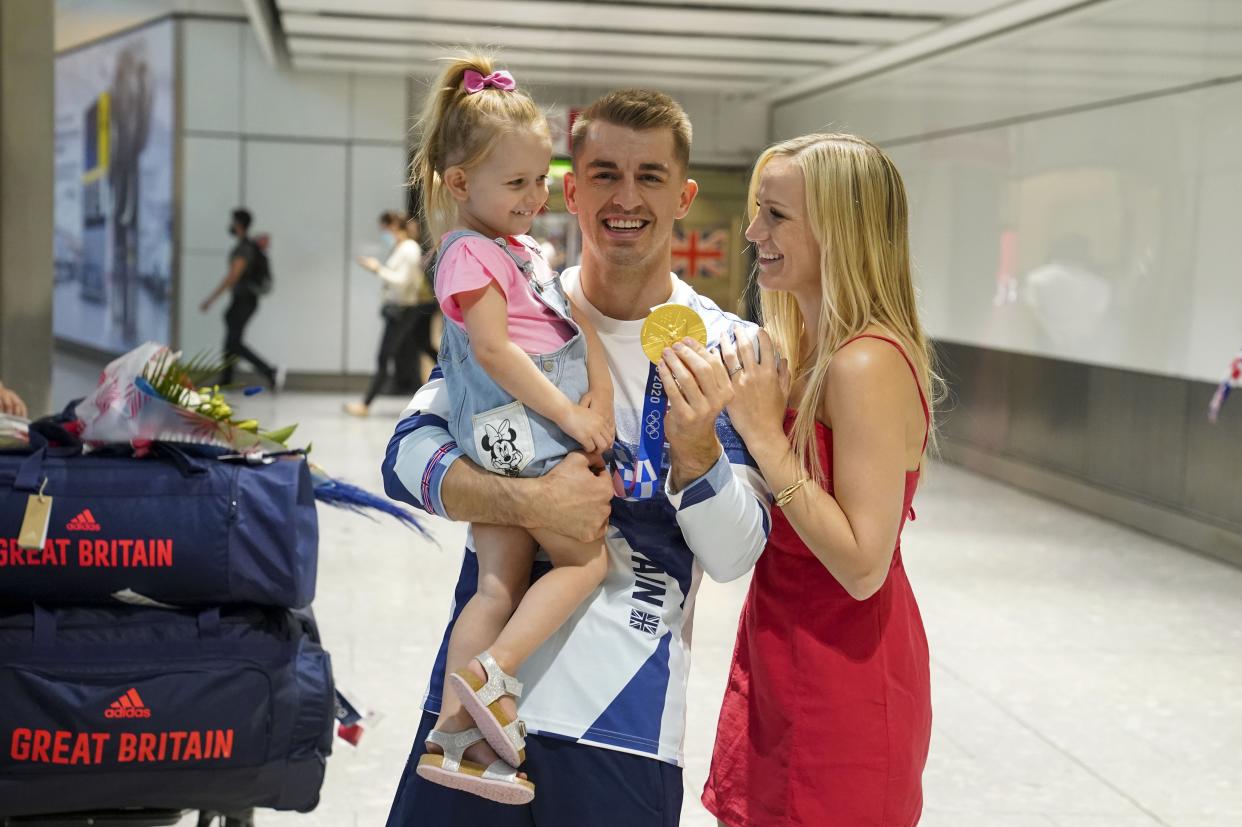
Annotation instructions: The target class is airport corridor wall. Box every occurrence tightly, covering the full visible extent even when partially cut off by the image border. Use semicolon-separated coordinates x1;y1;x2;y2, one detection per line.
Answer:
770;0;1242;564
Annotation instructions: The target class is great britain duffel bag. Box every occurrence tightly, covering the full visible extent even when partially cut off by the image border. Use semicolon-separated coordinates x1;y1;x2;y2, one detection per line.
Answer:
0;443;318;608
0;603;334;816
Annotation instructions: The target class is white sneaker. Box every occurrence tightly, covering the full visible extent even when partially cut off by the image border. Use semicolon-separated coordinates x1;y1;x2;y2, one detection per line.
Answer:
273;365;288;393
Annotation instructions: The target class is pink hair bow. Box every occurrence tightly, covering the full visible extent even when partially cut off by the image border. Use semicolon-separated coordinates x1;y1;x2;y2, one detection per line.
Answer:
463;69;517;94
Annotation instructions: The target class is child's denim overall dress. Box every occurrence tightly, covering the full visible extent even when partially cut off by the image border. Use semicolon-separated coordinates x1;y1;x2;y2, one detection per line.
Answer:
436;231;589;478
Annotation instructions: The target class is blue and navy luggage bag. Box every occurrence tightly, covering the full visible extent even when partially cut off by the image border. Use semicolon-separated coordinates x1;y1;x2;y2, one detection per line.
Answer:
0;445;318;608
0;603;334;816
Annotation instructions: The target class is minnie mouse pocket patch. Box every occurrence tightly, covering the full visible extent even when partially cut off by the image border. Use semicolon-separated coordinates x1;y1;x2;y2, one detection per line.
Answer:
471;401;535;477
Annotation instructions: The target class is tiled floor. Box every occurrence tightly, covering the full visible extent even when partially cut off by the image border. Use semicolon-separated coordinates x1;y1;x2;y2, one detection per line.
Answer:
45;372;1240;827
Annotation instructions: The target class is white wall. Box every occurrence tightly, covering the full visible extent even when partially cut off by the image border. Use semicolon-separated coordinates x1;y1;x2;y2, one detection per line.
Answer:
178;18;408;375
770;0;1242;384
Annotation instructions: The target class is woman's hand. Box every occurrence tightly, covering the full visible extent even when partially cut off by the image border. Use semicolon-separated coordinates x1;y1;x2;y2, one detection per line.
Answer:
721;325;790;444
357;255;380;272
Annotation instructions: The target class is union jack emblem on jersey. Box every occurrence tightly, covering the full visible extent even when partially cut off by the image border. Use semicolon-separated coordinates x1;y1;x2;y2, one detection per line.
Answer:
671;227;728;280
609;440;662;501
629;609;661;636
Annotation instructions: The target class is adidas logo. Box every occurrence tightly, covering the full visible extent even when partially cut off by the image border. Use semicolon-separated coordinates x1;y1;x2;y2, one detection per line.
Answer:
66;509;101;532
104;688;151;719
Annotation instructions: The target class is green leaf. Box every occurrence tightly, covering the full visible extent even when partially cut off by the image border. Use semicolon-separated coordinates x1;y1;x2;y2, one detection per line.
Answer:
260;423;298;445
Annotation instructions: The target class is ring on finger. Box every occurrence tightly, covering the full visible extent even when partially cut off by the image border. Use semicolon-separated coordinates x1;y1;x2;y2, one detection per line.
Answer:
727;365;744;378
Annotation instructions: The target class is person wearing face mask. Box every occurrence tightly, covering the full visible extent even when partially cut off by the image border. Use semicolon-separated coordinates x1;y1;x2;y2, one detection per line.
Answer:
200;208;283;389
346;211;429;417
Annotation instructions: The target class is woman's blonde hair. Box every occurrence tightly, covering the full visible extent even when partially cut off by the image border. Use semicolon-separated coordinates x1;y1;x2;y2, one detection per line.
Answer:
751;133;942;485
411;53;550;243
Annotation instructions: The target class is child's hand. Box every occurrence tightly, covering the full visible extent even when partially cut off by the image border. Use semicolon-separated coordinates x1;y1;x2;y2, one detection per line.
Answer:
580;390;616;435
559;405;614;455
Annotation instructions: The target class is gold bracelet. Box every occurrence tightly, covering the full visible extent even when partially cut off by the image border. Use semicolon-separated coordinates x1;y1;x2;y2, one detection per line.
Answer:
775;478;809;508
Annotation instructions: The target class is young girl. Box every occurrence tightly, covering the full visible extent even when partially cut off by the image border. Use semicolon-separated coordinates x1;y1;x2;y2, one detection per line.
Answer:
703;133;939;825
410;56;611;805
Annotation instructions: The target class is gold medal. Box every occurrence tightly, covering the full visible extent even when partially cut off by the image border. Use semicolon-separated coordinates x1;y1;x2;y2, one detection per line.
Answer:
640;304;707;364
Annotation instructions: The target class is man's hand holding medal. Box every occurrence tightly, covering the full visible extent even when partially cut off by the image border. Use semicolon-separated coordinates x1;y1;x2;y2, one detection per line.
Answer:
640;304;735;492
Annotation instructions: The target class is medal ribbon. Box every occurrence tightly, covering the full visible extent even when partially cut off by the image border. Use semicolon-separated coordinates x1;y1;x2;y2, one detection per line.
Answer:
613;363;666;500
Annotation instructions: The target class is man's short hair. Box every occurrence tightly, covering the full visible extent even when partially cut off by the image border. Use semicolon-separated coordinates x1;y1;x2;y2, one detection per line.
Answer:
231;208;253;230
570;89;692;171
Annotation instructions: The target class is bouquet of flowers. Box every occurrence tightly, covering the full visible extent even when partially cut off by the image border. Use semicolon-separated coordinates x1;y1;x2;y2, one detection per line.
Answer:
73;342;423;531
76;342;288;452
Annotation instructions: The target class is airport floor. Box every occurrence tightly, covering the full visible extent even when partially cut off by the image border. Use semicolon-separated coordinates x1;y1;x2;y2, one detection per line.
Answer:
44;368;1238;827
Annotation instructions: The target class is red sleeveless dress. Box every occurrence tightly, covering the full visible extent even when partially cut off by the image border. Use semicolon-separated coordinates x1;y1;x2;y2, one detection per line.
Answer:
702;335;932;827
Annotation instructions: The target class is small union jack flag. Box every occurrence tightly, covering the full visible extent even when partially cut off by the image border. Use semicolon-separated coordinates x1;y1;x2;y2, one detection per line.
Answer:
629;609;660;636
671;227;728;280
1209;347;1242;423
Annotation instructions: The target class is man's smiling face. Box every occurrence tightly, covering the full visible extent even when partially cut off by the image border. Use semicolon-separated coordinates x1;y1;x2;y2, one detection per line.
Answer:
565;121;697;274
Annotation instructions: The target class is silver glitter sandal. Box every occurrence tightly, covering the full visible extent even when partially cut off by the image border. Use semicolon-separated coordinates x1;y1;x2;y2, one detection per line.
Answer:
415;726;534;806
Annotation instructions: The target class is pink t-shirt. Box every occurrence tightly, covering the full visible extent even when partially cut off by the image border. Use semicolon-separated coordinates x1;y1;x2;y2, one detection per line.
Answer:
436;234;575;354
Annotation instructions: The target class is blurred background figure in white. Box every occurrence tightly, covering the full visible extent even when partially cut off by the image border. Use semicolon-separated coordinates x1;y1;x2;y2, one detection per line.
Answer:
346;210;430;417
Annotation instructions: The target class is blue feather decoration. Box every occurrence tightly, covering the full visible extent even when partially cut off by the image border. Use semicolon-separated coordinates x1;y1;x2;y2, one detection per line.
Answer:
313;478;428;535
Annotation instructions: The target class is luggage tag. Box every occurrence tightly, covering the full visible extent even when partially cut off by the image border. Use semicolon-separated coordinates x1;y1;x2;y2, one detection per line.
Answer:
18;478;51;551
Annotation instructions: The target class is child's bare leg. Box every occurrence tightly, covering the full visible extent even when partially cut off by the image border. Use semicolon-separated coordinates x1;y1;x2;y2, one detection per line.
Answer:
429;523;534;767
484;529;608;678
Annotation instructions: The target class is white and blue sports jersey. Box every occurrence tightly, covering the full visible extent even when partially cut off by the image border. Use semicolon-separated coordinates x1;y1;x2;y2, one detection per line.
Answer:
382;269;771;766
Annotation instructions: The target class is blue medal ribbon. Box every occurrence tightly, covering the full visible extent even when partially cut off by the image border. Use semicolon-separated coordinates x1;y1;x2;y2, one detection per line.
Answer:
612;363;666;500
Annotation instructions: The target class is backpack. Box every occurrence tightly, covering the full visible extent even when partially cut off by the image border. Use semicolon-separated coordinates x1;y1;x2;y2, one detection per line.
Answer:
243;236;272;297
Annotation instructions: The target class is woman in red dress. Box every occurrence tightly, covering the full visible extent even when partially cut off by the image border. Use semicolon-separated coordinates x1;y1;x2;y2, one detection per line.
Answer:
703;133;938;826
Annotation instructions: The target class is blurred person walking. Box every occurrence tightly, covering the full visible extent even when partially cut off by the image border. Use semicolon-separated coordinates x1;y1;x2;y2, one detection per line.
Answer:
346;211;427;416
200;208;282;389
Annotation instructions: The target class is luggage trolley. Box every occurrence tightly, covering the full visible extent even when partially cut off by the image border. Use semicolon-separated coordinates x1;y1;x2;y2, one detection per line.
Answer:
2;807;254;826
0;428;333;824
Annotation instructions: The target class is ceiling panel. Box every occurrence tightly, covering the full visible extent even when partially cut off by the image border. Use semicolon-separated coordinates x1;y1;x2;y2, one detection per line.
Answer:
592;0;1011;14
277;0;938;43
292;56;777;93
269;0;1120;101
771;0;1239;147
288;36;827;78
281;13;872;64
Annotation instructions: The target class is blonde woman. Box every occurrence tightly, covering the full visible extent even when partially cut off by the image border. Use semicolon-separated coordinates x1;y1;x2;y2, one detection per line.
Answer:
703;134;936;826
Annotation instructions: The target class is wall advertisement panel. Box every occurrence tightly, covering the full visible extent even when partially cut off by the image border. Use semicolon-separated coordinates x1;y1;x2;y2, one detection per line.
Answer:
54;19;175;354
